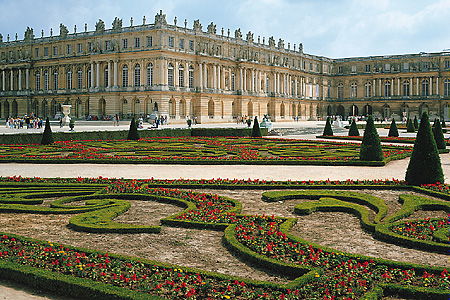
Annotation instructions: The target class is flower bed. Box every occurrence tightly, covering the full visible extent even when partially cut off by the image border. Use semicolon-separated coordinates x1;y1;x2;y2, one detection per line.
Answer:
391;217;449;241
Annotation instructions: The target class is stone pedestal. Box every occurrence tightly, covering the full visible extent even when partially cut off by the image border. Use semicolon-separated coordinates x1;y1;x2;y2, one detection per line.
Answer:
61;105;71;126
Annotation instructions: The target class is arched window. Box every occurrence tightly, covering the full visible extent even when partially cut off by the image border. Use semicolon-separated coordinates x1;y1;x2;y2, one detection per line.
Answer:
77;68;83;89
422;79;429;96
147;63;153;86
337;84;343;99
364;82;371;98
403;80;410;97
35;72;40;91
168;63;174;87
188;65;194;88
444;79;450;97
134;64;140;87
178;64;184;87
67;69;72;90
87;69;92;88
53;69;58;90
384;80;391;97
44;70;49;91
350;83;357;98
122;64;128;87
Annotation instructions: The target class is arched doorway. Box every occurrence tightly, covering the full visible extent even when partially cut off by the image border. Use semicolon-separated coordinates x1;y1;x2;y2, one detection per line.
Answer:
121;98;127;118
363;104;372;116
382;104;391;119
336;105;345;118
3;101;9;118
11;100;18;117
32;100;39;117
169;98;175;118
419;103;429;116
349;104;359;116
327;105;332;116
444;103;450;121
208;99;214;118
76;99;83;118
247;100;253;117
179;99;186;118
42;100;48;118
98;98;106;117
132;98;140;116
280;102;285;118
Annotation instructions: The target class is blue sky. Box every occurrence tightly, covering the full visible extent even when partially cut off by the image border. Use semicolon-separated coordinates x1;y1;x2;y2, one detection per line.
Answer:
1;0;449;58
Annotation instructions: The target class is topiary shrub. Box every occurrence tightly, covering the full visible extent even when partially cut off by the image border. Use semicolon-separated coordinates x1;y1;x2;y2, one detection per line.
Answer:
433;118;446;150
348;119;360;136
405;112;444;186
413;115;419;130
406;118;415;133
388;118;399;137
126;118;140;140
441;119;446;128
323;117;333;136
251;116;262;138
359;115;383;161
41;117;54;145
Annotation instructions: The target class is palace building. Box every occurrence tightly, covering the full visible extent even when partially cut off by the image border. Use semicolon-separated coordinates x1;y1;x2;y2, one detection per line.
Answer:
0;10;449;123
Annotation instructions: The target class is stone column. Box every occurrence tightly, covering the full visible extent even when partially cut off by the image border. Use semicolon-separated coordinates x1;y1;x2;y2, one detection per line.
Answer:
295;77;298;96
90;63;94;88
397;78;400;96
391;78;394;96
107;61;111;87
18;69;22;91
410;77;413;96
217;65;221;90
26;68;29;90
203;63;207;88
184;63;189;88
273;73;276;94
379;78;382;96
213;64;217;89
277;73;280;94
199;62;203;88
437;77;439;95
373;79;376;97
240;68;243;90
430;77;433;95
2;70;5;91
243;69;247;91
96;62;100;88
251;69;255;92
114;60;118;87
417;77;419;95
10;69;13;91
174;62;178;87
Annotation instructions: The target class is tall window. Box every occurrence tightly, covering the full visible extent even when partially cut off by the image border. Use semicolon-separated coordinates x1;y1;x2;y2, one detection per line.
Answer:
189;40;194;51
444;79;450;97
147;36;152;47
122;39;128;49
266;76;269;93
87;69;92;88
67;44;72;55
44;47;48;57
147;63;153;86
134;64;140;87
168;63;174;87
35;72;40;90
403;80;410;96
188;66;194;88
135;37;140;48
44;70;49;91
384;80;391;97
77;69;83;89
122;65;128;87
105;41;111;51
104;67;109;87
422;79;429;96
337;84;343;99
350;83;357;98
67;69;72;90
168;37;174;48
88;43;92;52
231;72;236;91
77;43;82;53
178;64;184;87
364;82;371;98
179;39;184;49
53;70;58;90
53;46;58;56
365;64;370;72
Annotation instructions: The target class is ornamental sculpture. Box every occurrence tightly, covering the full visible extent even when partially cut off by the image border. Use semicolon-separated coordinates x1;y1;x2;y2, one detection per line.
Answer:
59;23;69;38
268;36;275;47
24;27;34;41
154;10;167;26
246;31;254;42
278;38;284;49
193;20;202;32
234;28;242;39
112;17;123;31
95;19;106;33
207;22;216;34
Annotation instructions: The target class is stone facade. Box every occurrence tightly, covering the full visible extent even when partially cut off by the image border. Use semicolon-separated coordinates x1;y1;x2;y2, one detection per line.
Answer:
0;10;448;123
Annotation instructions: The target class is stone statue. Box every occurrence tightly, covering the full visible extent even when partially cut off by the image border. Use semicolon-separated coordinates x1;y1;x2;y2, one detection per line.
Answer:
207;22;216;34
193;19;202;32
154;10;167;26
234;28;242;39
246;31;254;42
24;27;34;41
74;25;77;33
95;19;105;33
59;24;68;38
0;34;3;43
130;17;133;27
278;38;284;49
143;16;146;25
184;19;187;28
173;16;177;27
299;43;303;52
112;17;123;31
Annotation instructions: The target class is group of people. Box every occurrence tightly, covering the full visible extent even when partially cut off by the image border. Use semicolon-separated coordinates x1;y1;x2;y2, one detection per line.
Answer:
235;115;251;125
6;114;44;129
112;114;120;126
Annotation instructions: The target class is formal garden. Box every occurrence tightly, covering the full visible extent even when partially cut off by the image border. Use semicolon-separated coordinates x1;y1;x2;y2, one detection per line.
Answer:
0;113;448;300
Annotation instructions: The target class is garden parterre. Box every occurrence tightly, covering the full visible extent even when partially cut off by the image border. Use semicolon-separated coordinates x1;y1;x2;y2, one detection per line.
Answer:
0;177;449;300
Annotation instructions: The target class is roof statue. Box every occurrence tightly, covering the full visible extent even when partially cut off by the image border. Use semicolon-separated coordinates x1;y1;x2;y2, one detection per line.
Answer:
59;23;68;38
207;22;216;34
112;17;123;31
95;19;105;33
154;10;167;26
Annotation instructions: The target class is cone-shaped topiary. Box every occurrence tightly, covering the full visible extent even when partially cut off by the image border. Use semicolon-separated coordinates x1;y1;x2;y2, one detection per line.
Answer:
251;116;262;138
406;112;444;185
442;119;446;128
388;118;399;137
348;119;360;136
413;115;419;130
323;117;333;136
406;118;415;133
127;117;140;140
41;117;54;145
359;115;383;161
433;118;446;150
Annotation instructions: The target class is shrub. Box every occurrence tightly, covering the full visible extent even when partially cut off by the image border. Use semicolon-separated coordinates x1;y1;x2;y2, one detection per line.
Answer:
405;112;444;186
41;117;54;145
251;116;262;138
322;117;333;136
441;119;446;128
348;119;360;136
413;115;419;130
359;115;383;161
127;118;140;140
388;119;399;137
406;118;415;133
433;119;446;150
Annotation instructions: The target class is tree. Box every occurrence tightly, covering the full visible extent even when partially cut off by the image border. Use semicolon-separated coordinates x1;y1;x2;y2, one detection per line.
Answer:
406;118;415;133
413;115;419;130
41;117;54;145
127;117;140;140
348;119;360;136
405;112;444;185
323;117;333;136
359;115;383;161
387;118;399;137
251;116;262;138
442;119;446;129
433;118;446;150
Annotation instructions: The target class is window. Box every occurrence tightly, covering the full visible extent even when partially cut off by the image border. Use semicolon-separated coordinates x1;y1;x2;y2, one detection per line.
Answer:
178;64;184;87
104;67;108;87
168;63;174;86
337;84;343;99
122;39;128;49
179;39;184;49
266;76;269;93
77;69;83;89
422;79;429;96
67;44;71;55
44;47;48;57
87;69;92;88
188;66;194;88
445;60;450;69
53;70;58;90
105;41;111;51
444;79;450;96
35;48;40;58
147;63;153;86
135;37;140;48
338;66;343;74
122;65;128;87
384;80;391;97
168;37;174;48
44;70;49;91
67;70;72;89
403;62;409;70
364;82;371;98
35;72;40;90
88;42;92;52
403;80;410;96
134;64;140;87
365;64;370;72
302;60;306;70
422;62;428;70
384;64;390;71
351;66;356;73
147;36;152;47
231;72;236;91
77;43;82;53
189;40;194;51
350;83;357;98
310;63;313;71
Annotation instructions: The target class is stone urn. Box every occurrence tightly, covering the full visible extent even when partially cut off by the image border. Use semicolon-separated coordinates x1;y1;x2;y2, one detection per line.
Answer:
61;105;71;126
